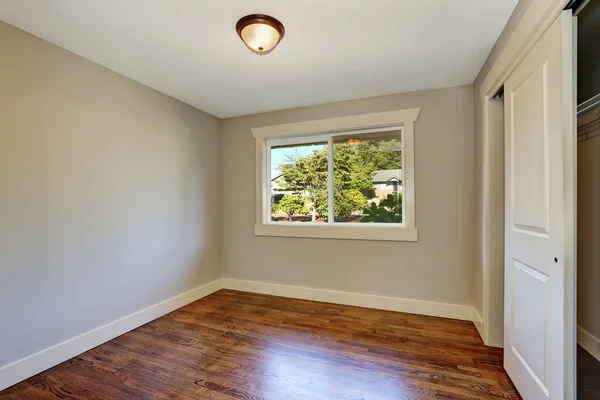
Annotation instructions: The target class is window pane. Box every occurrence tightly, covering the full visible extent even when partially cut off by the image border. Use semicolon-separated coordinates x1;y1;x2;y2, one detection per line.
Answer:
333;130;402;223
270;141;327;223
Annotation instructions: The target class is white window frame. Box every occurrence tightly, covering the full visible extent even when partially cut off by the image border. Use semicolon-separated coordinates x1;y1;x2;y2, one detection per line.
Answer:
252;108;420;241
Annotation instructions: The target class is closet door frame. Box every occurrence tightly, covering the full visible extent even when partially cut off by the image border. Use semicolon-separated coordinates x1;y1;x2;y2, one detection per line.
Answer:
478;1;577;398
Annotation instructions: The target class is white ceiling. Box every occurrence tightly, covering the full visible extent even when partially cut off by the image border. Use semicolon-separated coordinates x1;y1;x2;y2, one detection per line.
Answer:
1;0;518;118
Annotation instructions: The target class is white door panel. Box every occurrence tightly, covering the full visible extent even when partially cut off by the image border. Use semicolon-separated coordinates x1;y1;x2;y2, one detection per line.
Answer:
504;11;574;400
512;260;548;380
511;59;549;236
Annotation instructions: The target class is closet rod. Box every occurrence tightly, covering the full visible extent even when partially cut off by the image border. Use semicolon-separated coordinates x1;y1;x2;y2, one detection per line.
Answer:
578;93;600;115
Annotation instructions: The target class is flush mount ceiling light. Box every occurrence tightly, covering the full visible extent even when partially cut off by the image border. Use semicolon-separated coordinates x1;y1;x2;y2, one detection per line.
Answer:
236;14;285;55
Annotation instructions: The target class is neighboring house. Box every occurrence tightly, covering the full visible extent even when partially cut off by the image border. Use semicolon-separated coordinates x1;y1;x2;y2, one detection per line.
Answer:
372;169;402;199
270;174;286;192
270;174;293;204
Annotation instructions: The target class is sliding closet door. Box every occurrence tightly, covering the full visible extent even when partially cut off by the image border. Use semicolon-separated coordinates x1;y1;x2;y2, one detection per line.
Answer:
503;10;575;400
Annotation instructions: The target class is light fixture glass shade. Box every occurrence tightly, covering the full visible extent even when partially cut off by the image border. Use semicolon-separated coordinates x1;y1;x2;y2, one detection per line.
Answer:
236;14;285;55
240;23;280;54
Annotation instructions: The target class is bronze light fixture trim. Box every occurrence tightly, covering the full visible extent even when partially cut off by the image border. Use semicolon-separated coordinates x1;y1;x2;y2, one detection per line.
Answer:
236;14;285;55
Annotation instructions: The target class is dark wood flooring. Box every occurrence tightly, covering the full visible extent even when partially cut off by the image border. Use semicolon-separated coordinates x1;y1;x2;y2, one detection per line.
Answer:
0;290;520;399
578;345;600;400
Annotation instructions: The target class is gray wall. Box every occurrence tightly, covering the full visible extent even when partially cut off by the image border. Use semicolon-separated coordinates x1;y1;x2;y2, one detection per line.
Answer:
0;22;220;367
220;85;475;306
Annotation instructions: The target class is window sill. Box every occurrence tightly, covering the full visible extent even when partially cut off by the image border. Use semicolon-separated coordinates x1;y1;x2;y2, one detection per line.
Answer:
254;223;418;242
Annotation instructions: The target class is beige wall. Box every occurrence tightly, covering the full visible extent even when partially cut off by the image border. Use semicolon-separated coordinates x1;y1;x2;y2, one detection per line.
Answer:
0;22;220;367
577;122;600;340
220;85;475;306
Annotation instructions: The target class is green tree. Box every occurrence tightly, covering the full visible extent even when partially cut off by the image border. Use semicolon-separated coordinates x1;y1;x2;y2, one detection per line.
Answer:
314;190;328;218
334;189;368;218
355;139;402;171
314;189;368;219
279;149;328;221
272;195;308;222
333;143;375;197
361;193;402;223
333;138;401;197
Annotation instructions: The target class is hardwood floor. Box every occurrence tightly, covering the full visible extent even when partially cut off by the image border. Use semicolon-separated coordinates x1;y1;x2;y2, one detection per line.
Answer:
578;345;600;400
0;290;520;399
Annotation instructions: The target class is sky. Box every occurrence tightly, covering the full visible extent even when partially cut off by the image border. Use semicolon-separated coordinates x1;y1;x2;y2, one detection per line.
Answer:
270;143;325;177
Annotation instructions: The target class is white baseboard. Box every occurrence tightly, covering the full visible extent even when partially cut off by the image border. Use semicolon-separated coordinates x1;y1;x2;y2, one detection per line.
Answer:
472;308;485;342
222;278;475;322
578;325;600;362
0;279;222;391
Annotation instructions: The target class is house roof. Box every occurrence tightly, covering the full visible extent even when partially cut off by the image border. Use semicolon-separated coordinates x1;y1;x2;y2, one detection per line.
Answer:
373;170;402;182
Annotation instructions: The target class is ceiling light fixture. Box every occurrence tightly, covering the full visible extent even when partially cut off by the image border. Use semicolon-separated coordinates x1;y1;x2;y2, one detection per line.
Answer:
236;14;285;55
347;139;361;145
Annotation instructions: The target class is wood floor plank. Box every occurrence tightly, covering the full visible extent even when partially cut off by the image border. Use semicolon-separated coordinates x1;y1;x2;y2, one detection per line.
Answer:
0;290;521;399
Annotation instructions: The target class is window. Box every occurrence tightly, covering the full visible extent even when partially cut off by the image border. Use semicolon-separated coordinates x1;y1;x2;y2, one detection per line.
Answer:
333;130;403;224
253;108;419;241
270;140;328;223
269;129;403;224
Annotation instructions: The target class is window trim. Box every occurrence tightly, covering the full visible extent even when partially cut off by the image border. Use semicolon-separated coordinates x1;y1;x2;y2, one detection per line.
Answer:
252;108;420;242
